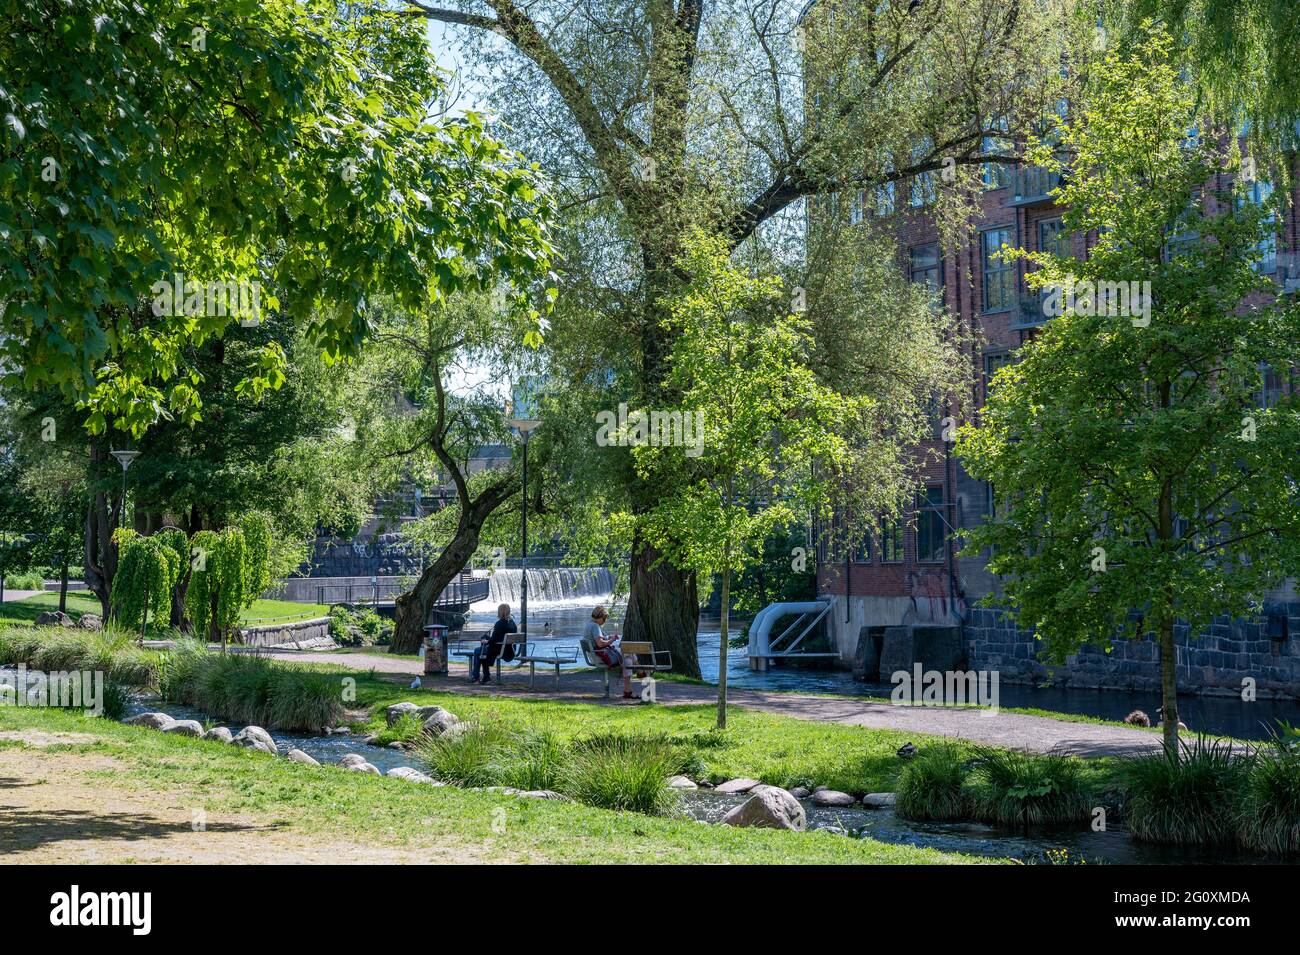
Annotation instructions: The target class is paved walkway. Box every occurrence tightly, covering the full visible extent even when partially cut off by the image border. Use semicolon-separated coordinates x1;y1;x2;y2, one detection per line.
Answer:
0;589;41;603
261;648;1162;758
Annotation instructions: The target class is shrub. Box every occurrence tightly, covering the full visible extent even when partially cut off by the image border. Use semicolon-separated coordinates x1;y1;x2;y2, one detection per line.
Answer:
5;570;45;591
0;626;157;687
1122;736;1246;845
563;732;683;815
99;680;130;721
1236;731;1300;855
970;747;1093;829
896;744;970;821
328;606;393;647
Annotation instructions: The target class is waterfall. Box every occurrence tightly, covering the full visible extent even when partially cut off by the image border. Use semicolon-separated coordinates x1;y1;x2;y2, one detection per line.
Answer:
479;567;615;608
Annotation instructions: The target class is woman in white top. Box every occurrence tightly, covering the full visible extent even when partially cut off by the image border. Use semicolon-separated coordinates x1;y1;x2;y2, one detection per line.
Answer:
584;605;634;698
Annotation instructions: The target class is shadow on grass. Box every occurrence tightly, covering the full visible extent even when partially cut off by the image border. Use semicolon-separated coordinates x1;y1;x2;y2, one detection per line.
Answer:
0;804;286;854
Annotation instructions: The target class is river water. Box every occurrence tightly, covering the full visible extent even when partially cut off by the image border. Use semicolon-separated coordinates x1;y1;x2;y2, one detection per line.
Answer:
468;598;1300;741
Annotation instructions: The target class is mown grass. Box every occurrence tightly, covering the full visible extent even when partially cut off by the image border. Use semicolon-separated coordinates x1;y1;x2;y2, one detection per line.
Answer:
0;593;327;629
0;704;990;864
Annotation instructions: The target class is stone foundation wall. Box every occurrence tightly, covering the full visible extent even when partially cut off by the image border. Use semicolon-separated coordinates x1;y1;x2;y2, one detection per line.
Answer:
964;602;1300;699
240;617;333;648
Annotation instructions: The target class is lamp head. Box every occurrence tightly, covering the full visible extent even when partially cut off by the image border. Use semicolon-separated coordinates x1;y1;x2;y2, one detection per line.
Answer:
110;450;140;472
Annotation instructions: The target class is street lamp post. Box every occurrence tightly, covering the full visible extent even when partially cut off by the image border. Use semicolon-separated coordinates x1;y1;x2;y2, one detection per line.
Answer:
110;450;140;531
506;417;541;642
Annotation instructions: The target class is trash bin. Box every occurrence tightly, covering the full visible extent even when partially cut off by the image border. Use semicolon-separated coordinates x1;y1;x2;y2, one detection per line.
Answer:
423;624;448;675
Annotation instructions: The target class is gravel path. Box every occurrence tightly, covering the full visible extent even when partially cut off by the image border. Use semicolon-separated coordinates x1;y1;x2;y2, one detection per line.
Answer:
263;648;1162;758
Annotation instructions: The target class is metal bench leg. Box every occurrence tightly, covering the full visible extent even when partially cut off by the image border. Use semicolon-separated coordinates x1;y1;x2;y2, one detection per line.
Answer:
602;667;609;698
529;661;536;689
554;663;561;690
495;658;501;683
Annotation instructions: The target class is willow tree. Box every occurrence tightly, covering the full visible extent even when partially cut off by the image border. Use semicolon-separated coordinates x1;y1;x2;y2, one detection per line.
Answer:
397;0;1071;675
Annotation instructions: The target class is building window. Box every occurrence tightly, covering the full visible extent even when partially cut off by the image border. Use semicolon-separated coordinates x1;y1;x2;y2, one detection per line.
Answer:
854;534;871;563
1238;179;1278;274
1037;217;1067;257
909;243;943;292
982;137;1012;189
917;487;946;563
981;227;1014;311
879;518;904;563
983;351;1013;400
874;181;895;216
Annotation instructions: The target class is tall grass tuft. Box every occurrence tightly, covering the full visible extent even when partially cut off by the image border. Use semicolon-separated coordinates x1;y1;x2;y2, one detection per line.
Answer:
970;747;1093;829
896;743;970;821
417;720;513;788
157;643;342;731
563;732;683;815
1236;729;1300;855
1122;736;1245;845
0;625;157;687
495;729;570;792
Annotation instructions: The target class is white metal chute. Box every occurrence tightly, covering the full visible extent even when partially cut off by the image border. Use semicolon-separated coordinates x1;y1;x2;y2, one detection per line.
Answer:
747;600;833;670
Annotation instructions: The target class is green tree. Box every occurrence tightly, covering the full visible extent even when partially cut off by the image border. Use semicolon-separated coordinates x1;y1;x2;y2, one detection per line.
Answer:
400;0;1064;674
957;27;1300;752
0;0;552;436
186;518;272;649
633;232;855;727
110;528;184;639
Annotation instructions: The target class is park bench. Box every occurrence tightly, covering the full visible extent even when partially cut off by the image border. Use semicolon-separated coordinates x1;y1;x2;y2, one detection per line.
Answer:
451;636;531;683
579;637;672;698
516;644;580;689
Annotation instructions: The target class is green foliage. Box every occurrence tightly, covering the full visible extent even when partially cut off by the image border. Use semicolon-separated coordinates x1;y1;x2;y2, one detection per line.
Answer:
0;0;553;436
328;606;393;647
5;570;44;591
186;516;273;642
157;640;342;731
109;529;182;631
1237;732;1300;855
896;744;971;821
418;719;514;789
969;747;1094;828
957;25;1300;749
99;680;129;721
1121;737;1246;845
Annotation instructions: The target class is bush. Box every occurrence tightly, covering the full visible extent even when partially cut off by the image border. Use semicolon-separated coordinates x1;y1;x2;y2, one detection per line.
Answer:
99;680;130;721
896;744;970;821
970;747;1093;829
5;570;45;591
328;606;393;647
1122;737;1246;845
1237;731;1300;855
495;729;570;792
563;732;683;815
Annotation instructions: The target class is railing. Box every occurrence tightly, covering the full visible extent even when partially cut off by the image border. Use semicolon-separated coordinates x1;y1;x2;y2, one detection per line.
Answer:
310;576;488;608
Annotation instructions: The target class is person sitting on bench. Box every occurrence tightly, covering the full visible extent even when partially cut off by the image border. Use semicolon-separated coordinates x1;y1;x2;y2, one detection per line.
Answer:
584;605;634;699
473;603;517;685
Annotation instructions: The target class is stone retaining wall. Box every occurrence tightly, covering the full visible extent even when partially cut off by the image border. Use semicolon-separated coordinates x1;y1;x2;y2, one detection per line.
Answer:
964;602;1300;699
240;616;332;648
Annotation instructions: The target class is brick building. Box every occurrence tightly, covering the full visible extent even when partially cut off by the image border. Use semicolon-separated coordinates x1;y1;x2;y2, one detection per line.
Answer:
815;153;1300;698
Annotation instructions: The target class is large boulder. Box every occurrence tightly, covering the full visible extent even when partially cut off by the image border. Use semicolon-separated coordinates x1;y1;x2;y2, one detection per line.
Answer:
159;719;204;738
340;755;380;775
202;727;233;744
810;789;856;808
124;712;173;729
35;610;73;627
286;748;320;766
386;766;435;784
861;792;897;809
231;726;278;755
722;787;807;831
421;708;461;736
76;613;103;631
668;775;698;790
714;777;761;795
339;753;370;768
385;702;420;726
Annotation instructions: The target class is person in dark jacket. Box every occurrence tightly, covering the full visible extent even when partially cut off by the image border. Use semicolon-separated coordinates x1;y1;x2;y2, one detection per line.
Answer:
472;603;517;684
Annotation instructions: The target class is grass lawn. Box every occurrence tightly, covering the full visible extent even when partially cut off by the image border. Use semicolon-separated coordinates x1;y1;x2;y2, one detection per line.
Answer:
0;704;989;864
342;672;1122;795
0;592;328;630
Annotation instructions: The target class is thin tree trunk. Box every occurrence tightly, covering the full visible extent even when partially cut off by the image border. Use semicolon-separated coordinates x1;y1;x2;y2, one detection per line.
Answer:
1159;612;1179;753
717;561;730;730
58;561;68;614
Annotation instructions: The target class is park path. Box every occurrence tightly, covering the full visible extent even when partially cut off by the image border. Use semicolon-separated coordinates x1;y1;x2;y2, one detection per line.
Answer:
0;589;41;603
264;648;1161;758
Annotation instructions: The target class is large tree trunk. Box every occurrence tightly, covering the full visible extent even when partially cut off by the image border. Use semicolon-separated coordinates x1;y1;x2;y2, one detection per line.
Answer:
624;535;701;678
391;524;484;655
84;445;118;619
